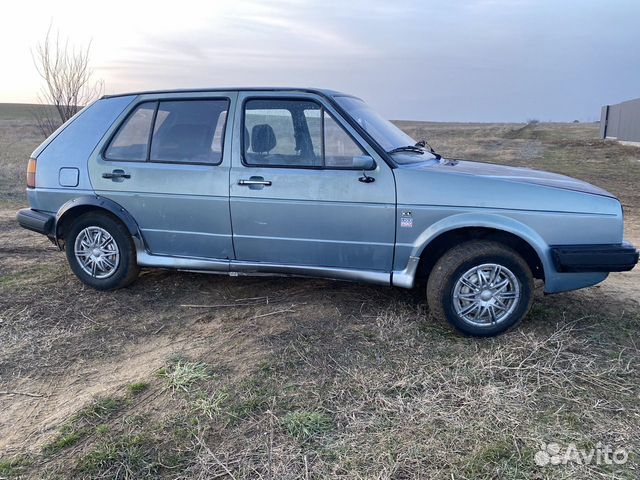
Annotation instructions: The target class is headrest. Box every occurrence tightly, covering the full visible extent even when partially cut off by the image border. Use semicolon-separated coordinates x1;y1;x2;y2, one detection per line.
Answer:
251;124;276;153
154;124;209;156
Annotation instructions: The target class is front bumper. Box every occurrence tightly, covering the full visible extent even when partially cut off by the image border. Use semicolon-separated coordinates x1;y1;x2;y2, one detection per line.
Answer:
551;242;639;273
16;208;55;236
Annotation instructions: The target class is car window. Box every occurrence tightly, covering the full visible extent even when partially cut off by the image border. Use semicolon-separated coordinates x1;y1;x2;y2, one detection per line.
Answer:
212;110;227;152
150;100;229;164
104;102;156;161
304;108;323;158
323;111;366;167
244;99;322;167
243;99;366;169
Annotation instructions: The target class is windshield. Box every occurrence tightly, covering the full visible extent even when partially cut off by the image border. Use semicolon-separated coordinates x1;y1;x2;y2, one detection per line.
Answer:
335;96;435;163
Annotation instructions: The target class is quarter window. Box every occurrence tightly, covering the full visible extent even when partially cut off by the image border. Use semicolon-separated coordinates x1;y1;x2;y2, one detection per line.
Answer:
243;99;367;169
104;102;156;161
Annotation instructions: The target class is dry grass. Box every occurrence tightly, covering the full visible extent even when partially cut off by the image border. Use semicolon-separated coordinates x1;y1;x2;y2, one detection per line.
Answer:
0;104;46;204
167;304;639;479
0;105;639;478
157;359;212;394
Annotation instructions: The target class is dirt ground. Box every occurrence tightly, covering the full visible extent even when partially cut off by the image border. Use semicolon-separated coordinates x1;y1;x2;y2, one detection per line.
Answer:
0;107;638;479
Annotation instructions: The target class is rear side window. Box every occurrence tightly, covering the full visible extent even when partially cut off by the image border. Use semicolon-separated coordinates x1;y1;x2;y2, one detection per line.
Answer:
105;99;229;164
151;100;228;164
104;102;155;161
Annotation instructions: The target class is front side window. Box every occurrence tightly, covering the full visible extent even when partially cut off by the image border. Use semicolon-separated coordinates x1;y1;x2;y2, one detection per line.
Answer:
243;99;366;168
244;100;322;167
104;102;156;161
105;99;229;164
323;111;366;167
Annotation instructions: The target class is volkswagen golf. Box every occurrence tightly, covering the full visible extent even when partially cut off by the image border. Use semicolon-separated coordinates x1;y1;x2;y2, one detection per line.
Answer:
16;88;638;336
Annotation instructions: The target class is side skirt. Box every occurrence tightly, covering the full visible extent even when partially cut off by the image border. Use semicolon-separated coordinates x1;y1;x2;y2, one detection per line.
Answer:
136;251;393;286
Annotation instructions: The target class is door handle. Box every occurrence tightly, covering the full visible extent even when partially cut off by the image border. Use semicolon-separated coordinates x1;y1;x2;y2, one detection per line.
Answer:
238;178;272;187
102;169;131;180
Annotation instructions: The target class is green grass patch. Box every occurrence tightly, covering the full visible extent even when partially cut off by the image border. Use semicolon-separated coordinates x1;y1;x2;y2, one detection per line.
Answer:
127;382;150;396
225;361;283;422
461;439;539;478
282;410;333;440
192;390;228;419
42;425;86;455
0;456;32;478
76;414;198;478
157;359;211;394
96;424;110;435
80;396;123;420
78;433;158;477
42;396;124;455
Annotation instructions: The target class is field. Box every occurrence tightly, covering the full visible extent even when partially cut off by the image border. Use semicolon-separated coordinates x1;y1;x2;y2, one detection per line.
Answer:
1;104;639;479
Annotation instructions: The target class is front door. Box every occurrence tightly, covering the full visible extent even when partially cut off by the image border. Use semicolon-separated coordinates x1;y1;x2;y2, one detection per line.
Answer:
229;93;396;271
88;92;236;260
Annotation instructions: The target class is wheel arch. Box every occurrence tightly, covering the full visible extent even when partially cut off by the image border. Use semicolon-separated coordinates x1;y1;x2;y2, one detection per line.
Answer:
411;213;549;284
54;195;143;250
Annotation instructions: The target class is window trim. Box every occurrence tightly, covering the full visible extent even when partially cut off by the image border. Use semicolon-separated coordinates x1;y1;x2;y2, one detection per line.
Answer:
241;96;376;171
102;97;231;166
103;100;157;163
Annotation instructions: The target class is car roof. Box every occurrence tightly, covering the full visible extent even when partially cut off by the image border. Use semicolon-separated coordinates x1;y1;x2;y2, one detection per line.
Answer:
101;87;352;100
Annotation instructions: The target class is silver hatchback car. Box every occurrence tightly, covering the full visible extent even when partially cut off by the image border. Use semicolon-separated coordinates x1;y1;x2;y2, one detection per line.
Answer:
17;88;638;336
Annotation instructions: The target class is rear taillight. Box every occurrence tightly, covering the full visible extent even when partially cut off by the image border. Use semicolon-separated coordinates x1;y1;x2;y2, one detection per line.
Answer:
27;158;37;188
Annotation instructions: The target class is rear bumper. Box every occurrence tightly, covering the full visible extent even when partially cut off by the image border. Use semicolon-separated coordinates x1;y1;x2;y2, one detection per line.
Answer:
16;208;55;236
550;242;639;273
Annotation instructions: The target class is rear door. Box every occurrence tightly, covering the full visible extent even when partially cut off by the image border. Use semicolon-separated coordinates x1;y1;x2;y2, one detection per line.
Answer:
88;92;236;260
229;91;396;271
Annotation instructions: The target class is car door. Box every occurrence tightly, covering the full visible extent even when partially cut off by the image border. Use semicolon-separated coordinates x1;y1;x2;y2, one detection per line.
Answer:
88;92;236;260
229;92;396;271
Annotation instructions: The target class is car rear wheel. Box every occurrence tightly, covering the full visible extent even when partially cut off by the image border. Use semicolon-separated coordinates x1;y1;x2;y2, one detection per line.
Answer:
426;240;534;336
65;212;140;290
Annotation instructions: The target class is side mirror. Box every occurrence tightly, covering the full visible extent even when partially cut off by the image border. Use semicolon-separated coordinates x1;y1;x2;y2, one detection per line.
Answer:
352;155;375;170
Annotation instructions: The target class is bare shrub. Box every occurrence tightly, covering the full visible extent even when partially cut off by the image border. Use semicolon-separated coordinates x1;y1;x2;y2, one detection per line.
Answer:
31;25;103;138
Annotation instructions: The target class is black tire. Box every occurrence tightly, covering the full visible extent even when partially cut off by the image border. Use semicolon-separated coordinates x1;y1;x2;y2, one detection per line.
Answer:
426;240;534;337
64;212;140;290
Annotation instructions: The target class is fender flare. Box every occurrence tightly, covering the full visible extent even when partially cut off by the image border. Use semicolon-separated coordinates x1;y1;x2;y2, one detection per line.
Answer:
54;195;143;247
410;212;552;274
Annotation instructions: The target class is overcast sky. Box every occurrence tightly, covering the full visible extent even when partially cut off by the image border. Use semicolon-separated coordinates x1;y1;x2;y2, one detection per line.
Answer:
1;0;638;122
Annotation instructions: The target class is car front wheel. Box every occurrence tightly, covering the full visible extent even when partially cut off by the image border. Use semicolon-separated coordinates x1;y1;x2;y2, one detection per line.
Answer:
426;240;534;336
65;212;140;290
